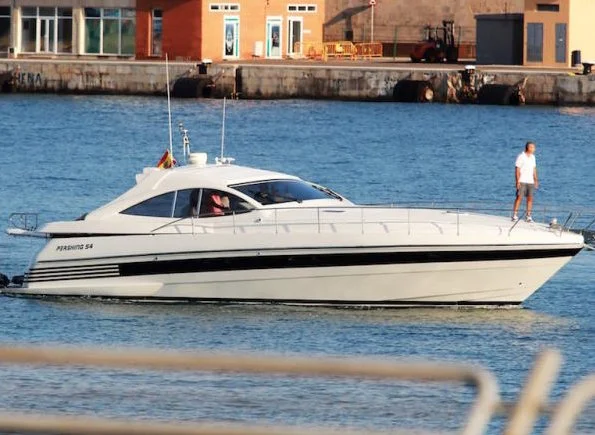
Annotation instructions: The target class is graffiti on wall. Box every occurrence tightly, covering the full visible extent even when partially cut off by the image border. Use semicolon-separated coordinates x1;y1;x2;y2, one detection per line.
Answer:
15;72;43;88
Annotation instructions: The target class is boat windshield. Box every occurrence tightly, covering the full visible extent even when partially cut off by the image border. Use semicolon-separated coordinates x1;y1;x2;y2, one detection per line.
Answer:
231;179;342;205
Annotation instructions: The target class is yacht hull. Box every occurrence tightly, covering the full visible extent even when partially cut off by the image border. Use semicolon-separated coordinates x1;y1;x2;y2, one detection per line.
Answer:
6;238;582;306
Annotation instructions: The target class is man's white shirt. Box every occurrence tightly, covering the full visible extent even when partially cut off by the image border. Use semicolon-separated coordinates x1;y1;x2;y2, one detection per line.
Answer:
515;152;536;184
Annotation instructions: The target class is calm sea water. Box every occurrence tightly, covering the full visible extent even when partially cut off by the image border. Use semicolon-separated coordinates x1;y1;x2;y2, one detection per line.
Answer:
0;94;594;433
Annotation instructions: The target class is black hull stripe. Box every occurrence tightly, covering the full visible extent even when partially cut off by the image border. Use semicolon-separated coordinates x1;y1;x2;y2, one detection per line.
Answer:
26;248;581;283
36;243;584;264
1;293;523;307
119;248;579;277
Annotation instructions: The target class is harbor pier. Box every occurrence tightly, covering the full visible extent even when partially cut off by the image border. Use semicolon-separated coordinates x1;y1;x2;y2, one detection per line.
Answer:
1;59;594;105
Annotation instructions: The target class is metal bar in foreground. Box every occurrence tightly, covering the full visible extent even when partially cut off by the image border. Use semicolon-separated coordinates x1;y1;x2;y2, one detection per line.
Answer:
0;345;500;435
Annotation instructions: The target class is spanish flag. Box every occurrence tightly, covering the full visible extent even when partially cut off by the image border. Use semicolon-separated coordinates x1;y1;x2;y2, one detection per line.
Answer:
157;150;176;169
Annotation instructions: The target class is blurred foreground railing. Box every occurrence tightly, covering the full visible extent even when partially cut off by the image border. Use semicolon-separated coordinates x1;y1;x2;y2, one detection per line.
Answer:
0;346;590;434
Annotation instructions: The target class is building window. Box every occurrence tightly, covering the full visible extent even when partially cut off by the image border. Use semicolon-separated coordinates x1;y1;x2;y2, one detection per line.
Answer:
84;8;135;55
0;7;10;54
527;23;543;62
536;4;560;12
210;4;240;12
20;7;72;54
151;9;162;56
223;16;239;58
287;4;317;12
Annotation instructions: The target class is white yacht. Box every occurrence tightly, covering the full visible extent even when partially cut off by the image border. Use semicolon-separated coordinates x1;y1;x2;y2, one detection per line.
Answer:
3;138;585;307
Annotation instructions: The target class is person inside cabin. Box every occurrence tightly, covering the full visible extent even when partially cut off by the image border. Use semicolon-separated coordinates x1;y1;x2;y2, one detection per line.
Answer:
207;192;230;216
512;141;539;223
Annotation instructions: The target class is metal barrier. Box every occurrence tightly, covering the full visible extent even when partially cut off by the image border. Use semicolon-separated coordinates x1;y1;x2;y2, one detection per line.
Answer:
0;346;592;434
355;42;383;59
324;41;358;60
295;42;326;60
297;41;381;61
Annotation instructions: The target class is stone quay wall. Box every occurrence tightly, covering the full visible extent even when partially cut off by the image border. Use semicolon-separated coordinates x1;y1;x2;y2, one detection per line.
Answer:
0;60;594;106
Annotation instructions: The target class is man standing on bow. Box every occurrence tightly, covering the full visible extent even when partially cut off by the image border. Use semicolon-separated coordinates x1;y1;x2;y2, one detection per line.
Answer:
512;141;539;222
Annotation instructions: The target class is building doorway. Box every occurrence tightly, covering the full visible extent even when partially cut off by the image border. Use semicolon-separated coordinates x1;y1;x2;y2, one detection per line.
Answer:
223;16;239;58
555;23;566;64
287;17;302;56
266;17;282;58
39;18;55;53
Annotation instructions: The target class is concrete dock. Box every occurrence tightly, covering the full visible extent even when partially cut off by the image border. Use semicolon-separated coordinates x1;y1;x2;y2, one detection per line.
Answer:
1;58;594;105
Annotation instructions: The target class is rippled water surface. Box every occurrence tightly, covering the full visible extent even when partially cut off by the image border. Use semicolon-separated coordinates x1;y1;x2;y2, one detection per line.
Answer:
0;95;594;433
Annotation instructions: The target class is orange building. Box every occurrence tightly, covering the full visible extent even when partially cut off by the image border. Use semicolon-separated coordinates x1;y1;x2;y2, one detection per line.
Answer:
135;0;325;61
523;0;595;67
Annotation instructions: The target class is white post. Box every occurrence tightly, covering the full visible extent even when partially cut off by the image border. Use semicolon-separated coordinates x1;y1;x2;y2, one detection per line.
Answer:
165;53;173;160
11;5;21;56
220;97;226;160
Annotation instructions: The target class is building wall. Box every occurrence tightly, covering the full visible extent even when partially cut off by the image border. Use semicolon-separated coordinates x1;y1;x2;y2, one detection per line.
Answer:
136;0;202;60
324;0;524;43
200;0;325;61
135;0;325;61
523;0;569;66
569;0;595;63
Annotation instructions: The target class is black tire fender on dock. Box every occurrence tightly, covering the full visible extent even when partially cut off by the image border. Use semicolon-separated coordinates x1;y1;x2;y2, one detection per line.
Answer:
11;275;24;286
172;77;213;98
393;80;434;103
477;84;521;105
0;273;8;289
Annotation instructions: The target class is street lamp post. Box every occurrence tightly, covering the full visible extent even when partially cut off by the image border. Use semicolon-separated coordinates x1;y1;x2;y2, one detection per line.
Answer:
369;0;376;42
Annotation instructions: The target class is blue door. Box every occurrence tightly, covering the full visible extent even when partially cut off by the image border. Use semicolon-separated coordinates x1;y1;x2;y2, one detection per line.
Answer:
555;23;567;64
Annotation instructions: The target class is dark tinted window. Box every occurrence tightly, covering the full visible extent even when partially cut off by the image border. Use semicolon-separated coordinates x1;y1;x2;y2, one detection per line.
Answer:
173;189;201;218
121;192;175;217
232;180;339;205
84;8;101;17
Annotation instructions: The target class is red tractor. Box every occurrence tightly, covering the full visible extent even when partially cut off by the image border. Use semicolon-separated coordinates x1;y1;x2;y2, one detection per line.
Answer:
410;20;459;63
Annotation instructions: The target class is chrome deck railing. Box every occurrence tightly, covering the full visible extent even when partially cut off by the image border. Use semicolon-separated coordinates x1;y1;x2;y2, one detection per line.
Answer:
151;203;593;239
0;346;590;435
7;205;595;243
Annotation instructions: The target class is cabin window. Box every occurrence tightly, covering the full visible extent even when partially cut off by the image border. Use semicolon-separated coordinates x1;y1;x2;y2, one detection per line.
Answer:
172;188;253;218
199;189;253;218
231;180;341;205
173;189;201;218
123;189;253;219
121;192;175;217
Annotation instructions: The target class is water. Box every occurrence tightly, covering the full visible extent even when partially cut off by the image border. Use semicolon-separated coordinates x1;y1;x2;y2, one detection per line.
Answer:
0;95;594;433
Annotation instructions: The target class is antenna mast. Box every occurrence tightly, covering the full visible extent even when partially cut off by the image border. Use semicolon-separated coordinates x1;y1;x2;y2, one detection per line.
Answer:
220;96;226;160
165;53;174;160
